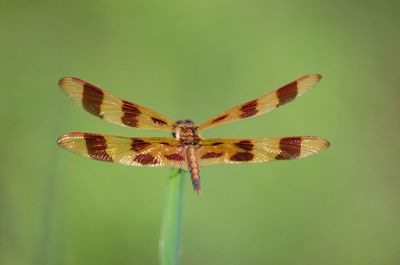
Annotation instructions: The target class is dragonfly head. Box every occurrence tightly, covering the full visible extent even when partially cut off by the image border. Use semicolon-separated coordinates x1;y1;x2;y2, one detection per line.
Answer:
175;119;194;125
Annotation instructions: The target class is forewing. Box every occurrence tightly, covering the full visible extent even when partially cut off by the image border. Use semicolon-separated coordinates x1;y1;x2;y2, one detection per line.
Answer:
198;74;321;130
57;132;187;168
59;77;175;131
197;136;329;166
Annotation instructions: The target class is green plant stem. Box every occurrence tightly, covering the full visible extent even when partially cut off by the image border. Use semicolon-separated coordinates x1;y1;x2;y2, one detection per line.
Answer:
160;169;185;265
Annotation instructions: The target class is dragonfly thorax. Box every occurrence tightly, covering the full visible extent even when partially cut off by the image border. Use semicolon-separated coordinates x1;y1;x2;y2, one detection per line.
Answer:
173;123;201;145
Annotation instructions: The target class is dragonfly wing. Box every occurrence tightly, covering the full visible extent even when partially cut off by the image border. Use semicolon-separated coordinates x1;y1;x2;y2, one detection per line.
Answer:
58;132;187;168
197;136;330;166
198;74;321;130
59;77;176;131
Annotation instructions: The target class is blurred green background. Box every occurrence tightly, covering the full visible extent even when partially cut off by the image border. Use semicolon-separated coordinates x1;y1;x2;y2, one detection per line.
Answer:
1;1;399;264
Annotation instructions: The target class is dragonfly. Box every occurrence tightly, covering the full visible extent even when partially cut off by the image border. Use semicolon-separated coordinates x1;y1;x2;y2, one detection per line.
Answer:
57;74;330;194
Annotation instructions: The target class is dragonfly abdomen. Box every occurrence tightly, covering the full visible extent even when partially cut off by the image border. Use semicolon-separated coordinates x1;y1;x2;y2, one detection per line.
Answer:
186;146;201;194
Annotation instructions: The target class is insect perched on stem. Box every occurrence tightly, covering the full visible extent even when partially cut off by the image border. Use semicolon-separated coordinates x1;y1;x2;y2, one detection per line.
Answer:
57;74;330;194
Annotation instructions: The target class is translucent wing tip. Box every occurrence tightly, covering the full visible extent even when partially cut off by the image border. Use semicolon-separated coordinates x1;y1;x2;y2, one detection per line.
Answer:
297;73;322;91
304;73;322;80
57;136;64;145
302;136;331;156
322;138;330;149
57;132;83;146
315;137;330;151
58;77;85;88
310;73;322;80
58;77;69;88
